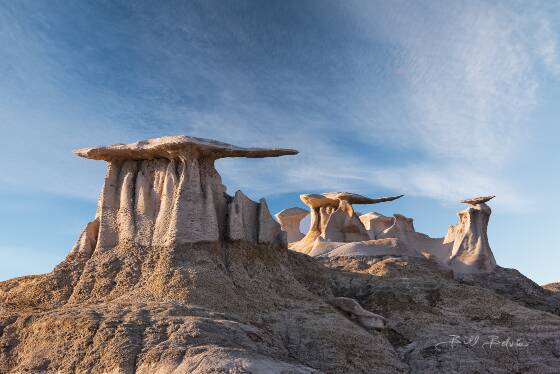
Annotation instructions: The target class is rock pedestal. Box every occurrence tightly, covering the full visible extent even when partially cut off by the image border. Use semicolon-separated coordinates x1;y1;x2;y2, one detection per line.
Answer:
75;135;297;249
289;193;498;276
446;196;496;274
290;192;403;254
275;207;309;243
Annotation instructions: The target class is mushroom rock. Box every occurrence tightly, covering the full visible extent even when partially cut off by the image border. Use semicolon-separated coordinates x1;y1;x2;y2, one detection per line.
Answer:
447;196;497;274
75;135;297;249
290;192;403;255
275;207;309;243
298;192;498;275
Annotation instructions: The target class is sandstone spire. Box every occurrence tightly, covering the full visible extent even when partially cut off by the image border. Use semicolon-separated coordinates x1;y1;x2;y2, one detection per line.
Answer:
445;196;497;274
75;135;297;249
275;207;309;243
290;192;403;254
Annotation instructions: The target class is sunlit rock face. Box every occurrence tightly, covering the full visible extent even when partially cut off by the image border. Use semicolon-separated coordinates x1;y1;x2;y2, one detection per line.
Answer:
446;196;497;274
75;135;297;249
359;212;447;259
289;192;403;255
288;191;498;276
275;207;309;243
355;197;497;275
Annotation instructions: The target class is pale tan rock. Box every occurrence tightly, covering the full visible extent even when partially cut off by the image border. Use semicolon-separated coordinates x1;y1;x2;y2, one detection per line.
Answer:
308;238;406;258
360;212;394;240
74;135;298;160
322;200;370;242
448;198;496;274
228;191;258;242
291;192;403;255
353;197;498;276
257;198;285;246
69;218;100;257
461;195;495;206
305;197;493;275
299;194;339;208
76;136;297;249
275;207;309;243
323;192;404;205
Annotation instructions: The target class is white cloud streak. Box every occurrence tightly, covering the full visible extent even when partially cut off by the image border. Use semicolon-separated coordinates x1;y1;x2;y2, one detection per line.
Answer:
0;1;559;212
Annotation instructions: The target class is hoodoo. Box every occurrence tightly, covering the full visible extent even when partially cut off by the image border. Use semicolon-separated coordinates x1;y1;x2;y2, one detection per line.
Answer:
287;192;499;276
275;207;309;243
289;192;403;255
75;135;297;249
445;195;497;274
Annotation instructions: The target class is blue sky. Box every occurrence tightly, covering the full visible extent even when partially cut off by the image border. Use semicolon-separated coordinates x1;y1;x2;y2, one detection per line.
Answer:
1;0;559;284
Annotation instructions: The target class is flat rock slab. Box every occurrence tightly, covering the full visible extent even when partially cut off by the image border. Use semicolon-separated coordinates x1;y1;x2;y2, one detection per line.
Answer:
74;135;298;160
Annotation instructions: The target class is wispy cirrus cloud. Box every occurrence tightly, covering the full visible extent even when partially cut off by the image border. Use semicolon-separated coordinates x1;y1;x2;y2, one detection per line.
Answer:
0;0;559;212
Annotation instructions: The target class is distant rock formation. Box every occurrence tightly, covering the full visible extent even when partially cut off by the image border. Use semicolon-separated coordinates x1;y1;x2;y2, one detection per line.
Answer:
275;207;309;243
289;192;403;255
359;212;451;261
75;136;296;249
289;193;498;275
445;196;496;274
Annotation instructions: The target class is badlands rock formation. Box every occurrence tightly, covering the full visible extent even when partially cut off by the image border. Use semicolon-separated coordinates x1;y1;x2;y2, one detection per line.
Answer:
0;136;409;373
445;196;497;274
275;207;309;243
289;192;403;255
291;192;498;275
75;135;294;248
2;136;559;373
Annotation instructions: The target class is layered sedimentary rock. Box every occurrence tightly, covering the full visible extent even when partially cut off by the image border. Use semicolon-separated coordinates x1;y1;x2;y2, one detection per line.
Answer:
290;192;403;255
75;136;296;249
445;196;496;274
275;207;309;243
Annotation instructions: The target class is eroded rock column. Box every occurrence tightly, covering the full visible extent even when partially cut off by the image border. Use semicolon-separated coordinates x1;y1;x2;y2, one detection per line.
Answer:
275;207;309;243
75;135;297;250
447;196;497;274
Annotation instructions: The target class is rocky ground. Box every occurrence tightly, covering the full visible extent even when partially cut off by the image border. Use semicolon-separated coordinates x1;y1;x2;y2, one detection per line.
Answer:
1;241;559;373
